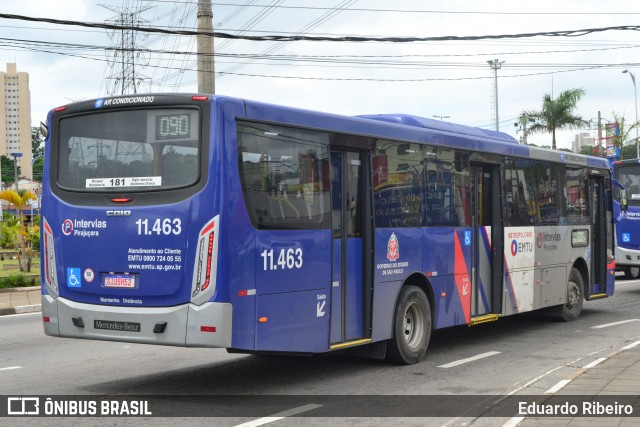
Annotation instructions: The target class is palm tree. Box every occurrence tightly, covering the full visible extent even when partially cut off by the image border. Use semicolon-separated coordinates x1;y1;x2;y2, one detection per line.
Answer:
0;189;36;271
523;88;590;150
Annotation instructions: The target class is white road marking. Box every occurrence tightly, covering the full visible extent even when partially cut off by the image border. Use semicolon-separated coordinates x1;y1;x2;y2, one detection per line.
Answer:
590;319;640;329
502;416;525;427
545;379;571;394
234;404;322;427
506;366;563;395
583;357;607;370
438;351;500;368
622;340;640;350
0;366;22;372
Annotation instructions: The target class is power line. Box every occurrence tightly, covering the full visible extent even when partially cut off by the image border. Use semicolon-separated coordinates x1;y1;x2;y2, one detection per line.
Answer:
2;12;640;42
140;1;640;16
219;0;358;75
6;35;640;60
4;35;640;76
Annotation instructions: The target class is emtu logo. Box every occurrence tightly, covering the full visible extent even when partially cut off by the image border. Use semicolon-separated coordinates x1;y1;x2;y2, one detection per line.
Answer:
511;239;518;256
62;219;74;236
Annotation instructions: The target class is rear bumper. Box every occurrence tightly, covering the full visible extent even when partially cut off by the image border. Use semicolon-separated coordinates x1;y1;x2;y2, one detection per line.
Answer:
42;295;232;348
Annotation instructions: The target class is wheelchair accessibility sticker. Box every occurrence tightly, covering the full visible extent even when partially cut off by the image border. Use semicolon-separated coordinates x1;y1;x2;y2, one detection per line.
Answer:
622;233;631;243
67;268;81;288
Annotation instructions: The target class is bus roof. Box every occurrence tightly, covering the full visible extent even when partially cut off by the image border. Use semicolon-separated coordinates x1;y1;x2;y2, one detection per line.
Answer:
613;159;640;167
357;113;518;144
239;96;609;170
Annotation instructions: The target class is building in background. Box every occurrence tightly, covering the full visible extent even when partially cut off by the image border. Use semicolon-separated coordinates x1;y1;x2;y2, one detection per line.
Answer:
572;132;595;154
0;63;33;181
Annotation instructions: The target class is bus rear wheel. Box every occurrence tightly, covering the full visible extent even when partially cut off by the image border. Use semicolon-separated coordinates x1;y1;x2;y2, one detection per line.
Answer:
387;285;431;365
558;267;584;322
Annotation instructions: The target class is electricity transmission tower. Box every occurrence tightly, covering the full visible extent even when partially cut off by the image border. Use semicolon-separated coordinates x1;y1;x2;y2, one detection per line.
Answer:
101;4;152;95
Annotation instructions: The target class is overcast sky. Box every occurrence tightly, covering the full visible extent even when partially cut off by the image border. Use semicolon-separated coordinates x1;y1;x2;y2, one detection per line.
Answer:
2;0;640;150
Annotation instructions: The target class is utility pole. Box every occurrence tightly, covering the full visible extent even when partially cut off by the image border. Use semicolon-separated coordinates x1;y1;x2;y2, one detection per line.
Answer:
487;59;505;131
597;110;602;156
197;0;215;94
515;113;530;144
622;70;639;158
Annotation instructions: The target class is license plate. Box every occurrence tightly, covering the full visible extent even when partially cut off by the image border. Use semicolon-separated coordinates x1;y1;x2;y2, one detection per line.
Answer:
94;320;141;332
103;273;136;288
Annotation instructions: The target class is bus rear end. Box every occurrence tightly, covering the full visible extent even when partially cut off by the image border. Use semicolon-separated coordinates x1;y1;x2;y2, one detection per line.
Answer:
41;94;230;347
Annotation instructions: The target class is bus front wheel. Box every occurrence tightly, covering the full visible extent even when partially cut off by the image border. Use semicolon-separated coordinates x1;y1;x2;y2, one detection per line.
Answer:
387;285;431;365
624;267;640;280
558;267;584;322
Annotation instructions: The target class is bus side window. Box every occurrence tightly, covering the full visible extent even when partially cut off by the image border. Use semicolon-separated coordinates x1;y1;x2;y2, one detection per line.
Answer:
503;158;537;227
237;122;331;230
565;167;589;225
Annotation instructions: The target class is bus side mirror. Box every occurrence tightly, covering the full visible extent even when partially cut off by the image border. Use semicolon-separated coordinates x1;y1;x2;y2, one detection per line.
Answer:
621;189;628;211
40;121;48;139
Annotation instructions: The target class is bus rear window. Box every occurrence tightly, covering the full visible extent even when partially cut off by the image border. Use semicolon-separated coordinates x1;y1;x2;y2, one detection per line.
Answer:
56;109;200;191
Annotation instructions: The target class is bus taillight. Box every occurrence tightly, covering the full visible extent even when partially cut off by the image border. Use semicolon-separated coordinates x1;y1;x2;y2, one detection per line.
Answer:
42;218;59;298
190;216;220;305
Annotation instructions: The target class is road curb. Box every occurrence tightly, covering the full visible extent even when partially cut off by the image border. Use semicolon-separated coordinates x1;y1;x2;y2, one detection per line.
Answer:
0;304;42;316
0;286;40;294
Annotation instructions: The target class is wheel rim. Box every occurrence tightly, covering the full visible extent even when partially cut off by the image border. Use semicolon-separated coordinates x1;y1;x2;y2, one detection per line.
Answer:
403;301;425;350
567;281;581;308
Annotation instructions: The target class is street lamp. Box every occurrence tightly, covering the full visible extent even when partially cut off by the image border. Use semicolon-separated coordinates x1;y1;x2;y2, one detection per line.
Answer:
622;70;639;159
10;152;22;192
433;115;450;121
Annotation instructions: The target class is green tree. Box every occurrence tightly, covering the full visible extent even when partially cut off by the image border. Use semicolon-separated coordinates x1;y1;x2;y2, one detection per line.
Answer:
32;157;44;182
31;126;45;158
0;189;37;271
31;126;45;181
579;145;597;156
523;88;591;150
0;215;20;250
0;155;20;187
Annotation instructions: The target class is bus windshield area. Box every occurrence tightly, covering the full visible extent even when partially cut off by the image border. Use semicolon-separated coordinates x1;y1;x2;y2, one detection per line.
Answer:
615;165;640;204
56;108;200;192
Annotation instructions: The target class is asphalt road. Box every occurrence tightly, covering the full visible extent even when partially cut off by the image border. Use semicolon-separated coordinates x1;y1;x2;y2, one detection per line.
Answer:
2;279;640;426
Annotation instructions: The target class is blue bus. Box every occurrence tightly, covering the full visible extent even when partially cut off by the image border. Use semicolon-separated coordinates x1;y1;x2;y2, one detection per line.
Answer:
612;159;640;279
41;94;615;364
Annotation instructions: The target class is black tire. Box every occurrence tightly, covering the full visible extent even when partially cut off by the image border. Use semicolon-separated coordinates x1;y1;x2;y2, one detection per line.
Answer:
559;267;584;322
386;285;432;365
624;266;640;280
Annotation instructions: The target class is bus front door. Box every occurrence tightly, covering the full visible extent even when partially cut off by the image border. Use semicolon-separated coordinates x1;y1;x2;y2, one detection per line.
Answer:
588;175;607;297
329;150;372;346
470;164;504;318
